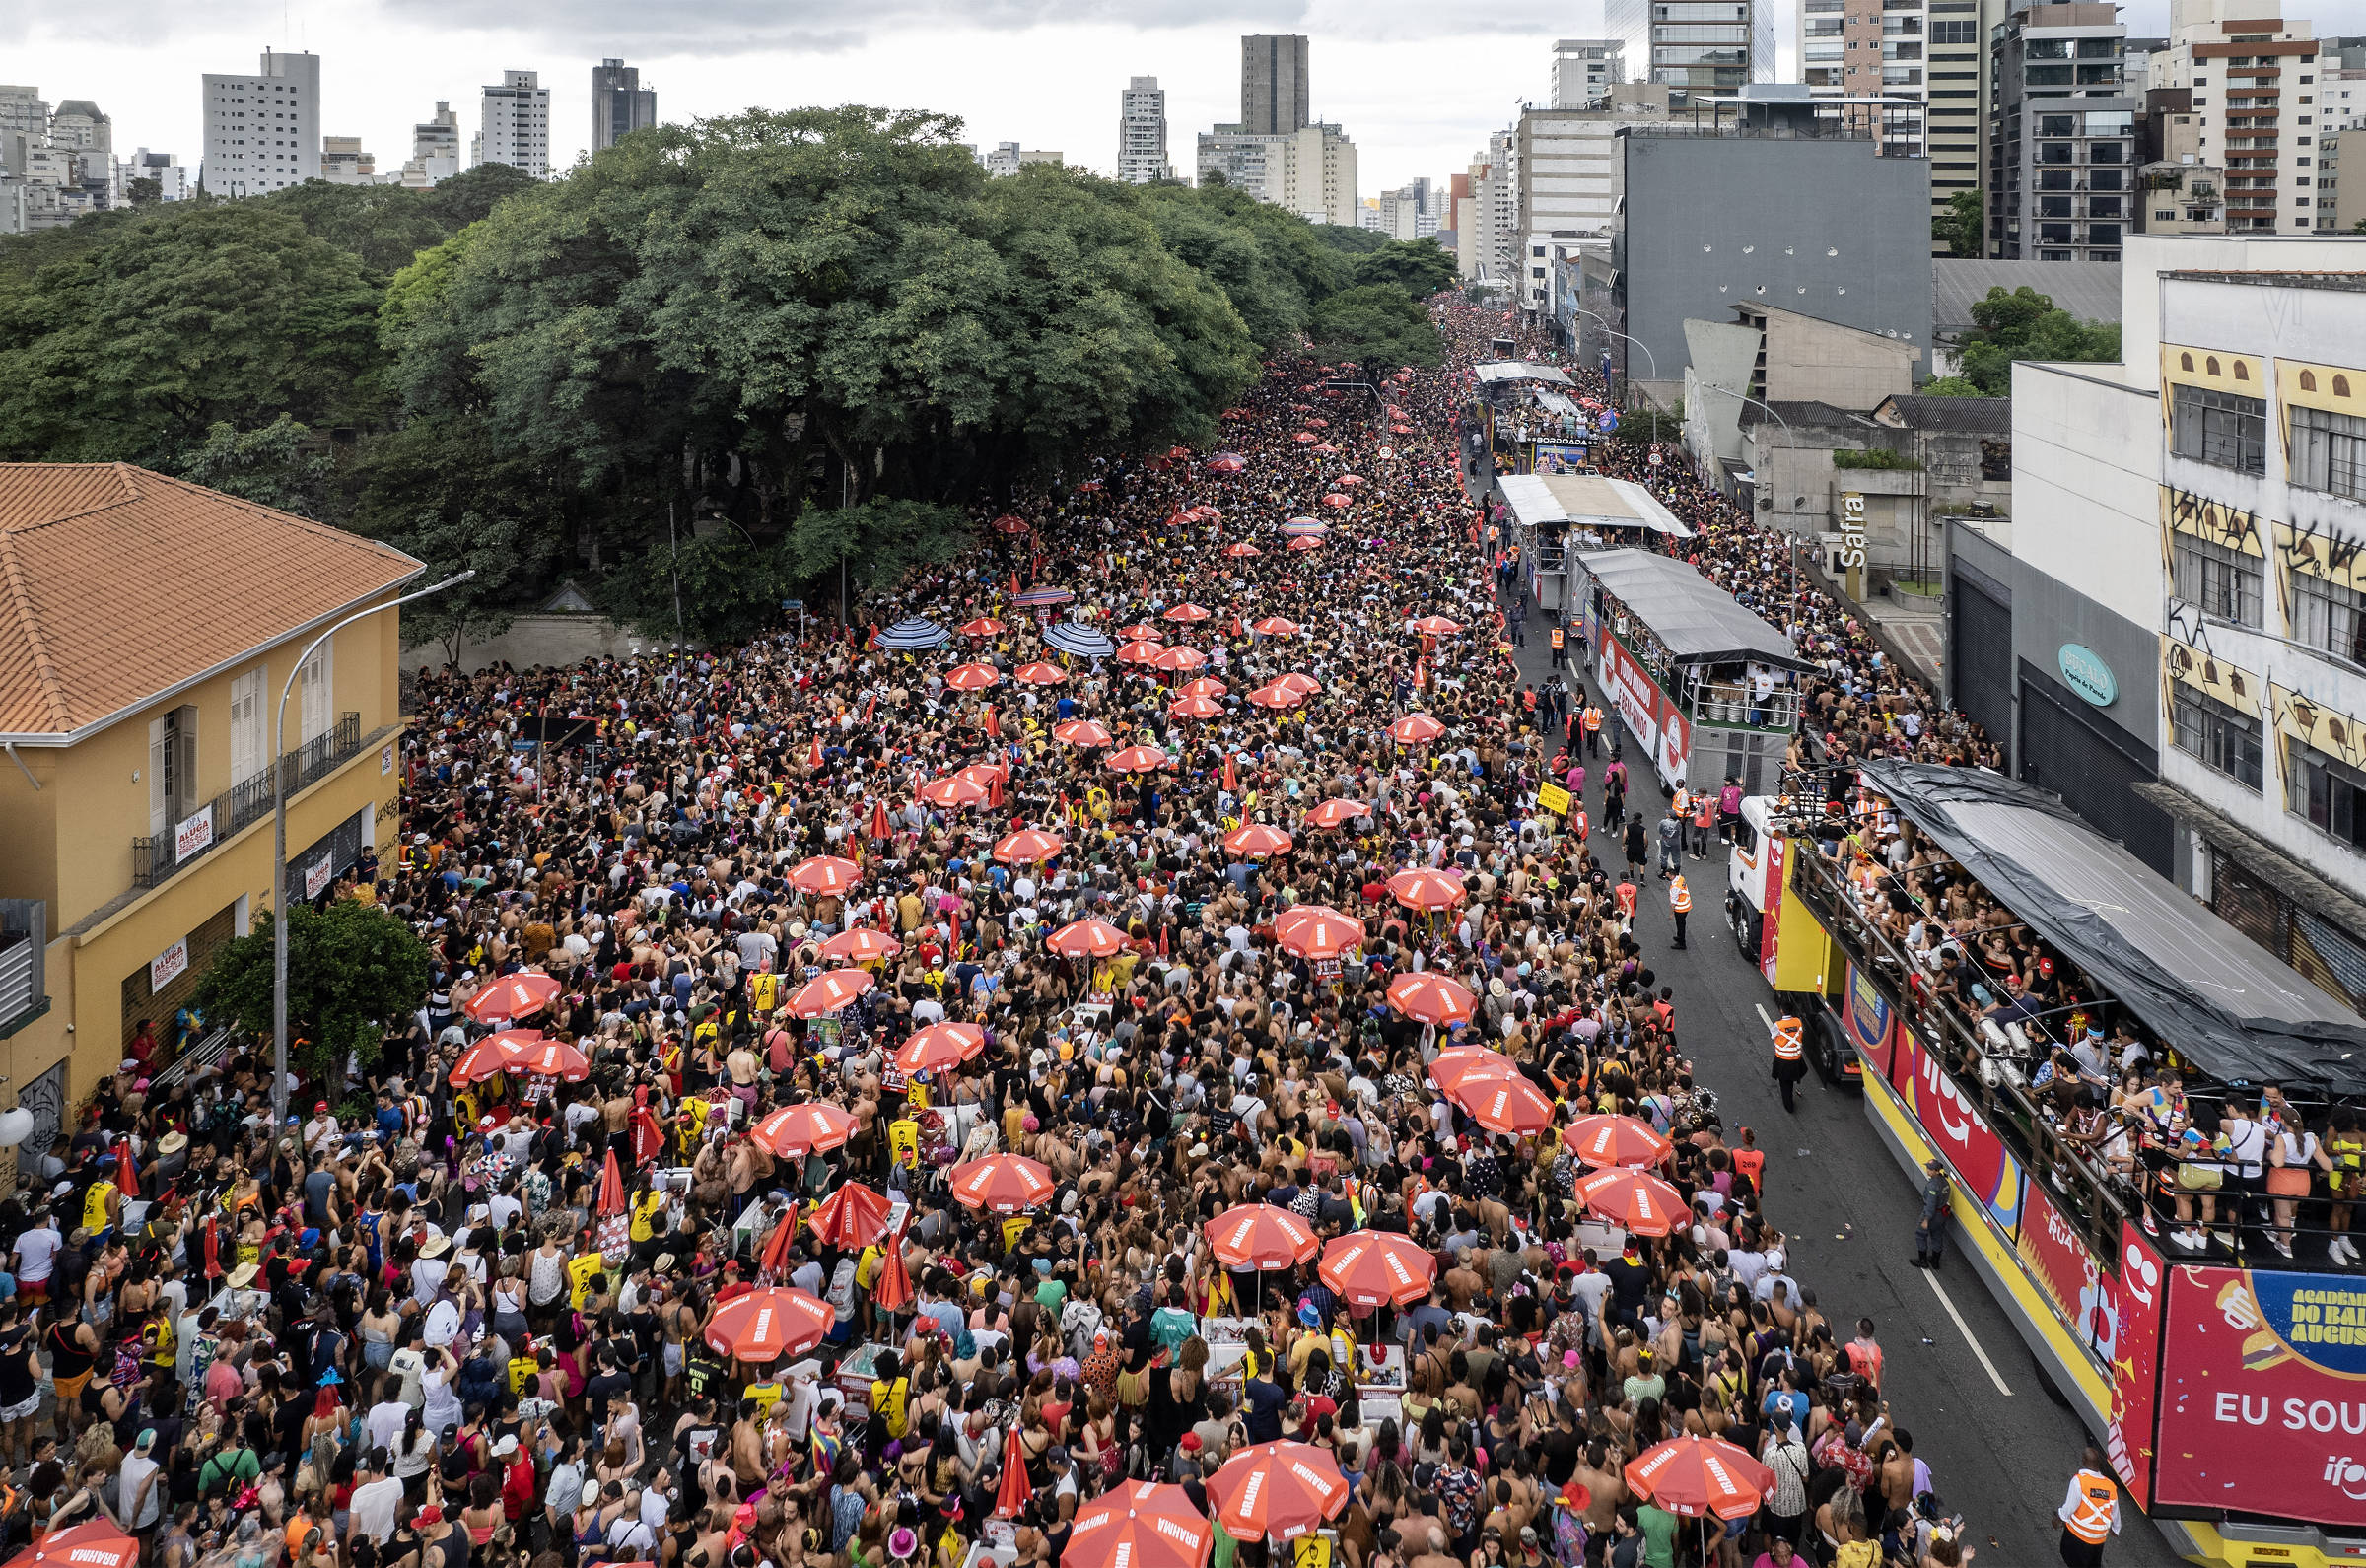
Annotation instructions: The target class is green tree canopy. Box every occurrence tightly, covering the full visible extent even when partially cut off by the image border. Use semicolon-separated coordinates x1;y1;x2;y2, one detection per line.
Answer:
1350;239;1457;298
1932;189;1983;258
1308;284;1443;377
383;107;1261;554
0;202;384;465
195;899;431;1083
1957;285;2121;394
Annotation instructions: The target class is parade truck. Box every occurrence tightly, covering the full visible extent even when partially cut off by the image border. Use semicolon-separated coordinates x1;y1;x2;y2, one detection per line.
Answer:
1566;548;1805;796
1735;759;2366;1568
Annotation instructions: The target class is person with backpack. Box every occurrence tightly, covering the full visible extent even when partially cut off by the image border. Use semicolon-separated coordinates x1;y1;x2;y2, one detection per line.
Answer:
198;1431;260;1501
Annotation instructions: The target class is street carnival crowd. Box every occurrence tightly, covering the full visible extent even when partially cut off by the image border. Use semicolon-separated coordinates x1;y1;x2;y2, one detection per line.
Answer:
0;298;2030;1568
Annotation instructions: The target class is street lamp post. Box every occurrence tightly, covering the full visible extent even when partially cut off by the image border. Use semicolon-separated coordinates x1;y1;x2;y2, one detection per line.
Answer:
1695;384;1798;624
1572;307;1655;412
271;571;474;1132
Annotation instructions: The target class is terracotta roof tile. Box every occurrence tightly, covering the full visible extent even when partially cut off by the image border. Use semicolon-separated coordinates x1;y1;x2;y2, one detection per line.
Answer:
0;463;423;738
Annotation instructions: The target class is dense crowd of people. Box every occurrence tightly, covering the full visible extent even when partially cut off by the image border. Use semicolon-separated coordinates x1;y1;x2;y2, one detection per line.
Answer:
4;297;2000;1568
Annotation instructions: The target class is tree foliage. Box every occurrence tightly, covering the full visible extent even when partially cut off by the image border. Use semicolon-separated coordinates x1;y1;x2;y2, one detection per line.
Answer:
1932;189;1983;258
195;899;431;1083
1349;239;1457;299
1308;284;1442;377
1919;375;1987;398
174;415;335;517
0;107;1459;643
0;202;383;466
1957;286;2121;395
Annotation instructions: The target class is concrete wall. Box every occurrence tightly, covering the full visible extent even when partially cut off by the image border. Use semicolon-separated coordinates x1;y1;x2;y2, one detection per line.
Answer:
398;613;689;675
2010;359;2164;631
1763;309;1921;406
1623;132;1932;403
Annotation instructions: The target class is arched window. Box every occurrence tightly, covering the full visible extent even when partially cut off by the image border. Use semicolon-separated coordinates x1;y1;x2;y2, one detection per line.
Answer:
2301;370;2318;392
2181;352;2194;372
2338;375;2353;398
2206;356;2221;375
2234;361;2250;381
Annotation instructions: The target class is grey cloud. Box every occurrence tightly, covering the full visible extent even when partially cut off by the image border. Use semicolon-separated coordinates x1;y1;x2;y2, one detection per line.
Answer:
382;0;1315;50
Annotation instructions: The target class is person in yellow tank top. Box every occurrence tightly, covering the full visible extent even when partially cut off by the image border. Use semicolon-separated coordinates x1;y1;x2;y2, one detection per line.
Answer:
83;1174;119;1238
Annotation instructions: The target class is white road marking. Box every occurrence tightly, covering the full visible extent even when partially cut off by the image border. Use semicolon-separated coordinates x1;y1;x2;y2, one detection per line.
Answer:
1922;1268;2014;1397
1755;1003;1775;1033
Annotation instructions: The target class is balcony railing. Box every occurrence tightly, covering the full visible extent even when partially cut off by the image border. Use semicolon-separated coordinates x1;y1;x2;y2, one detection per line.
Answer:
131;712;361;891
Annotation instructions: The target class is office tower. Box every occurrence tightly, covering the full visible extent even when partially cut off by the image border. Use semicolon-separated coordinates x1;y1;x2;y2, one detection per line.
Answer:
1553;40;1627;107
1241;35;1311;137
477;70;551;177
1986;2;2138;257
1606;0;1774;92
592;58;657;152
2146;0;2324;234
1119;77;1170;183
200;49;321;197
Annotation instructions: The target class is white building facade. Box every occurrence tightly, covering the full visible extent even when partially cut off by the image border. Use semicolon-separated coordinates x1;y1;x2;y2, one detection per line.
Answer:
2005;234;2366;1013
1118;77;1170;184
201;49;320;196
476;70;551;178
2146;0;2326;235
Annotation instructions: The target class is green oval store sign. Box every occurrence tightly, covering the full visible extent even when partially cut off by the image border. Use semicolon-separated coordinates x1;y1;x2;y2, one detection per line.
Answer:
2057;643;2118;707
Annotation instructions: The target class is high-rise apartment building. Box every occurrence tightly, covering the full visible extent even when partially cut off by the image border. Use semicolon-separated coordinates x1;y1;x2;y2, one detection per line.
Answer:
397;102;462;189
200;49;320;197
1119;76;1170;183
1986;3;2137;259
475;70;550;177
1552;40;1627;107
2146;0;2324;235
591;58;657;153
0;87;46;151
1195;123;1356;226
112;148;188;203
320;136;375;185
1241;35;1311;137
1605;0;1774;92
1801;0;1997;240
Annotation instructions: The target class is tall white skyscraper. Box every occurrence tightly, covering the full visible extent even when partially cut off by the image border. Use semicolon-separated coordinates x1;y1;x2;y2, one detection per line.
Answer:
477;70;550;177
1119;76;1170;183
200;49;319;197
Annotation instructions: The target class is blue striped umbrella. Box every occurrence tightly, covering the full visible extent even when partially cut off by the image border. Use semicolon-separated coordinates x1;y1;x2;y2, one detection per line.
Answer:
1043;621;1115;659
875;617;949;650
1013;586;1076;609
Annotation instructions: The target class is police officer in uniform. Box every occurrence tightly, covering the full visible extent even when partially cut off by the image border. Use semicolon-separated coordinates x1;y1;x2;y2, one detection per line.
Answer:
1914;1158;1953;1270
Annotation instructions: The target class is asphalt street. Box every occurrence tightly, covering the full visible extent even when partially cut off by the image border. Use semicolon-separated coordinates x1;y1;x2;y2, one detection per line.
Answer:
1481;549;2183;1564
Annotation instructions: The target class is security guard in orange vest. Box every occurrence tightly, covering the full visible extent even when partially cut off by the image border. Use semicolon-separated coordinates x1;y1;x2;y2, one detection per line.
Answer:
1771;1014;1807;1112
1580;704;1605;758
2055;1447;2121;1566
1669;874;1692;950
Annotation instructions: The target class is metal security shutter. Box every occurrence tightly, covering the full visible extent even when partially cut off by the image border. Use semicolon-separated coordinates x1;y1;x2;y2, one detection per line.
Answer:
2211;856;2288;957
120;900;239;1057
2019;664;2175;876
1952;576;2014;754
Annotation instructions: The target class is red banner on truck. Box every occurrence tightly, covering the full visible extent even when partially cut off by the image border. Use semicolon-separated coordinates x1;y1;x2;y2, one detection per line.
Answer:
1890;1024;2023;1236
2110;1223;2165;1508
2155;1264;2366;1527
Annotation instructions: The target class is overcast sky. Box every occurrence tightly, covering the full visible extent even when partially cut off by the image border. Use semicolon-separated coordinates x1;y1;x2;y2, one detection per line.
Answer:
17;0;2174;203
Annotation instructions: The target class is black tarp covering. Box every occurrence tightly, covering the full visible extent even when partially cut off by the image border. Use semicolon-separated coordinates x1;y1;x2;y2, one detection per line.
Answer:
1860;761;2366;1094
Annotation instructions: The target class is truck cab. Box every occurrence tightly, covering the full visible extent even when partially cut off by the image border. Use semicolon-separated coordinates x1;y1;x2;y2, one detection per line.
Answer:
1725;792;1861;1088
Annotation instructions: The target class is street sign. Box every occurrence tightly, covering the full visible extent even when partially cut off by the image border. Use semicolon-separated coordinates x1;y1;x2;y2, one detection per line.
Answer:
781;599;804;610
